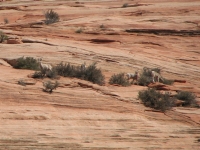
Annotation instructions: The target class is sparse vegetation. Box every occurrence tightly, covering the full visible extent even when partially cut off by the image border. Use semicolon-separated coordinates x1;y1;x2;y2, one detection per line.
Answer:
46;68;58;79
76;28;83;33
55;62;105;85
137;67;173;86
109;73;130;86
122;3;129;8
82;63;105;85
18;79;26;86
175;91;197;107
137;74;152;86
4;18;9;24
44;9;59;25
0;31;8;43
32;71;44;79
100;24;105;29
43;80;59;93
138;88;175;112
161;78;174;85
14;57;40;70
32;67;58;79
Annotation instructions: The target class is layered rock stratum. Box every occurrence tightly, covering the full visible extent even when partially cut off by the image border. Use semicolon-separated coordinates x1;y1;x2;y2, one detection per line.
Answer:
0;0;200;149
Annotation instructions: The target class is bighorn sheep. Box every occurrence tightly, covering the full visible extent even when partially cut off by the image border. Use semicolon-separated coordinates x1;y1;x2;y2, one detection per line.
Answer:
39;62;52;71
38;59;52;76
151;71;164;83
126;71;140;82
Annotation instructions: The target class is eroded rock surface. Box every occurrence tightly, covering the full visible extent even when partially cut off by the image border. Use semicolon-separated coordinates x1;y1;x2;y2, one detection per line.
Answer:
0;0;200;149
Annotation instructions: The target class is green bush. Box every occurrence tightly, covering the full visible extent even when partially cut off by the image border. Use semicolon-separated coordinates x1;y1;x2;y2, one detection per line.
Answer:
138;88;175;112
43;80;59;93
83;63;105;85
175;91;197;106
56;62;77;77
0;31;8;43
14;57;40;70
109;73;130;86
44;9;59;25
55;62;105;85
137;74;152;86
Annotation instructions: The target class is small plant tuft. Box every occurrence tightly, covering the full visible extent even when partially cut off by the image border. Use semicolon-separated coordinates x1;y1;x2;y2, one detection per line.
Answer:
4;18;9;24
161;78;174;85
138;88;175;112
0;31;8;43
100;24;105;29
122;3;129;8
76;28;83;33
44;9;59;25
109;73;130;86
43;80;59;93
32;71;44;79
18;79;26;86
14;57;40;70
175;91;197;106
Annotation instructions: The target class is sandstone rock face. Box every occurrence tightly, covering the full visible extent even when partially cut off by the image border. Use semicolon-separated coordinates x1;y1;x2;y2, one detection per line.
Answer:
7;38;22;44
0;0;200;149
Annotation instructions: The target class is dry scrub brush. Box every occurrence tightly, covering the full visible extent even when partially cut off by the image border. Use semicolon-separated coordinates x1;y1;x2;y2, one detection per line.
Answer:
14;57;40;70
0;31;8;43
55;62;105;85
43;80;59;93
138;88;175;112
138;67;174;86
109;73;131;86
44;9;59;25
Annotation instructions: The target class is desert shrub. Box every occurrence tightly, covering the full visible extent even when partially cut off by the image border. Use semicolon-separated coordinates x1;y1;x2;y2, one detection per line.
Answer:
4;18;9;24
175;91;197;106
32;71;44;78
142;67;160;77
44;9;59;25
76;28;83;33
14;57;40;70
109;73;130;86
138;88;175;112
18;79;26;86
100;24;105;29
161;78;174;85
56;62;77;77
55;62;105;85
122;3;129;8
46;67;58;79
0;31;8;43
138;67;166;86
32;67;58;79
43;80;59;93
137;74;152;86
82;63;105;85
